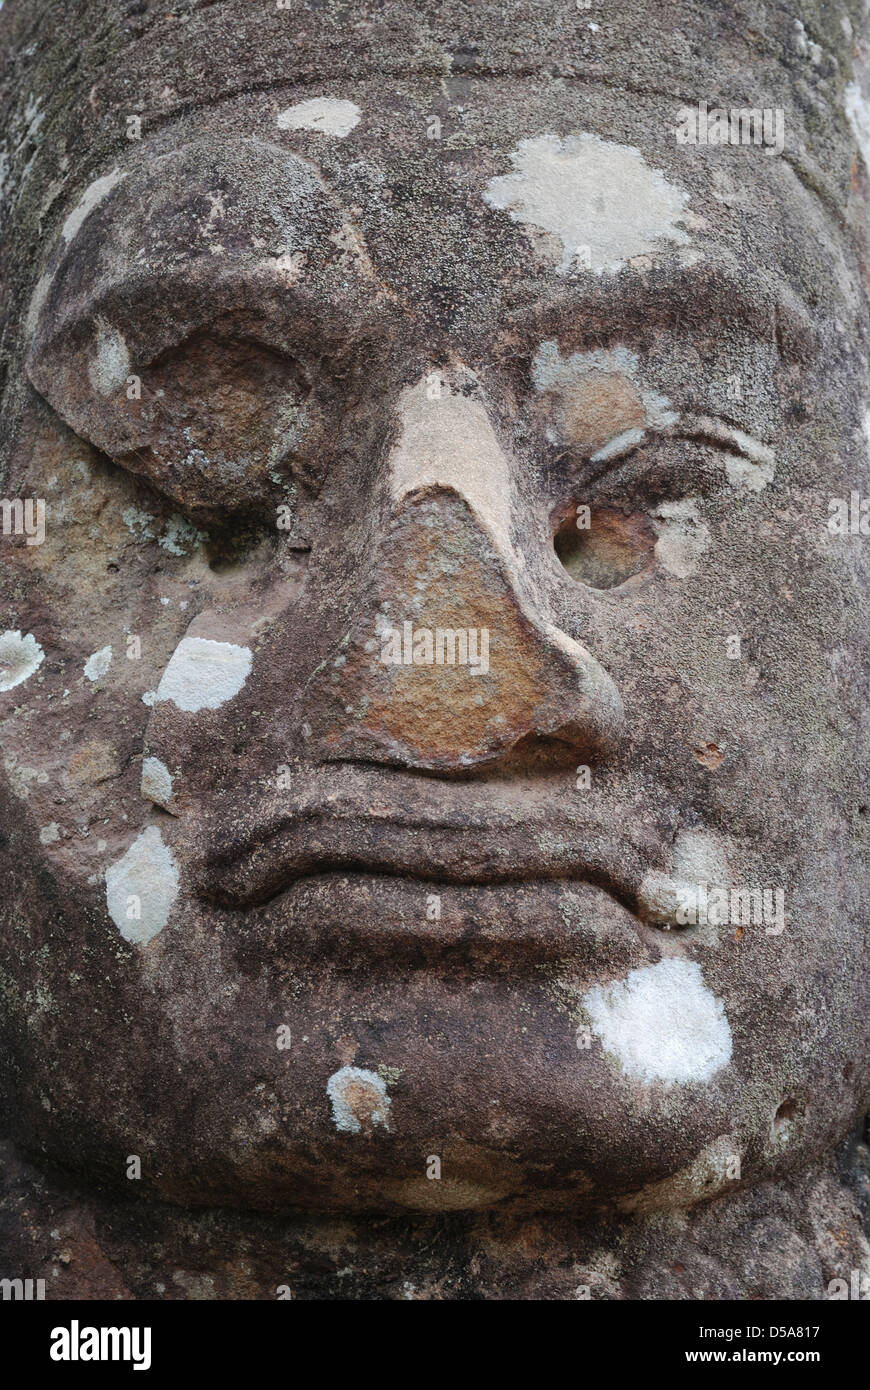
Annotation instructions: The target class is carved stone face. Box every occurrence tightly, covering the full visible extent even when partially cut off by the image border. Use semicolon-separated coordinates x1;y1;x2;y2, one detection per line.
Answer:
1;28;869;1215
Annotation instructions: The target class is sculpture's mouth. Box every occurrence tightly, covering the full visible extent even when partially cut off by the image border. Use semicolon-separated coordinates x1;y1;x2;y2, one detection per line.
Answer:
194;772;667;963
219;872;654;971
203;815;643;910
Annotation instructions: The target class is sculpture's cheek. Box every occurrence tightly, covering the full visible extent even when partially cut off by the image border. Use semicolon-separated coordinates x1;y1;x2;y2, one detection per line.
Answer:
583;959;733;1086
154;637;253;713
0;630;44;691
105;826;180;946
87;320;131;398
83;644;112;682
326;1067;392;1134
141;756;174;812
651;499;711;578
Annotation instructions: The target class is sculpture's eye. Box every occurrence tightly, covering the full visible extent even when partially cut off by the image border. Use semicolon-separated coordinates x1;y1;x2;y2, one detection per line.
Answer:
540;370;649;458
23;139;379;530
27;318;338;529
552;502;657;589
109;333;331;524
548;433;726;589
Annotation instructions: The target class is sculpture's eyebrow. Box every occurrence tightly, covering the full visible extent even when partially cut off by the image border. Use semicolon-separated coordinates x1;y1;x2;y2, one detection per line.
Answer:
27;138;400;386
30;252;389;397
497;261;815;364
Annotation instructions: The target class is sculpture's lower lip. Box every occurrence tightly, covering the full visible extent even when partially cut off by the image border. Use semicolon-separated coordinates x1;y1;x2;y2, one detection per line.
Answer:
219;870;648;970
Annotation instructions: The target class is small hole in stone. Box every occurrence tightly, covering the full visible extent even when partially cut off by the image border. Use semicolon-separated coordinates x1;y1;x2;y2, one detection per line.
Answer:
552;505;655;589
843;1061;855;1082
773;1098;799;1131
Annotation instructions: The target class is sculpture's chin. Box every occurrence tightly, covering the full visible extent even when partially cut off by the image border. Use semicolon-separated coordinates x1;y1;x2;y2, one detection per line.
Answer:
4;858;866;1217
83;928;748;1215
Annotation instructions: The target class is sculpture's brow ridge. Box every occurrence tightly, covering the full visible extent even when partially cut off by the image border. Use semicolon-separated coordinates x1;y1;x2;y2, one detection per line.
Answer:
500;262;815;363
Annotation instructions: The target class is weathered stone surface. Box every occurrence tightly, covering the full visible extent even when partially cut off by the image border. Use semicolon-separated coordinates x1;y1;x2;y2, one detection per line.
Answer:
1;1130;868;1299
0;0;868;1298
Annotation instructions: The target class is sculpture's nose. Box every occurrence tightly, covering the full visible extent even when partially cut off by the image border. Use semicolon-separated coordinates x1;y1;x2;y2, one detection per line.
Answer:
309;370;624;774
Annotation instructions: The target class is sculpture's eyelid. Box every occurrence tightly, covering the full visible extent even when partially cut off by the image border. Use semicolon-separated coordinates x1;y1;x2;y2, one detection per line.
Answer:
583;427;763;500
158;331;314;381
668;418;777;491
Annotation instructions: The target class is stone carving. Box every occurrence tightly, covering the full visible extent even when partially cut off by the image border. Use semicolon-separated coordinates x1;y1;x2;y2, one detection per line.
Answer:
0;0;868;1300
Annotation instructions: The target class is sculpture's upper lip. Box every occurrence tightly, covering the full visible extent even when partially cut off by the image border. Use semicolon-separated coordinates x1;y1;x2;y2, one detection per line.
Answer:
194;769;666;918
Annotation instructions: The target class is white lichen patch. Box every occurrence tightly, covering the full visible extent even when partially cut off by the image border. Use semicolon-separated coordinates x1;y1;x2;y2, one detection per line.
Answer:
326;1066;391;1134
268;249;306;284
793;19;823;65
158;515;204;556
105;825;179;946
845;81;870;168
276;97;361;138
0;92;44;213
0;630;44;691
652;498;710;578
584;958;732;1085
688;416;775;491
329;221;375;277
22;92;44;140
87;318;130;397
722;451;774;492
83;645;112;682
673;829;731;884
534;341;634;392
141;756;173;808
155;637;252;712
484;133;690;274
61;167;126;244
3;752;48;800
39;822;60;845
639;830;730;926
591;427;646;463
25;271;52;338
122;506;156;540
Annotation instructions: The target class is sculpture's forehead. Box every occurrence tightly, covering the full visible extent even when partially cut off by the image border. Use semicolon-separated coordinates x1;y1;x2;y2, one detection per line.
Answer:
25;79;863;500
44;76;849;328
